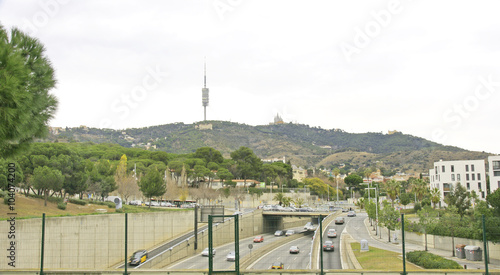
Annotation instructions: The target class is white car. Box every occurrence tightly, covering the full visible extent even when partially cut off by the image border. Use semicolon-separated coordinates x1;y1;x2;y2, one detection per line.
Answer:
201;247;216;256
285;230;295;236
327;228;337;238
226;251;236;261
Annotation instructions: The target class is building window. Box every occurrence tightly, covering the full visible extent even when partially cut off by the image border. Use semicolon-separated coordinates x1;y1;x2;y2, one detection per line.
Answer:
472;174;475;181
482;191;485;198
478;182;482;190
494;171;500;177
442;166;445;172
493;161;500;170
477;173;481;180
466;174;470;181
471;164;475;172
466;165;469;172
466;182;470;190
435;167;438;174
457;174;461;181
451;165;455;172
451;174;455;181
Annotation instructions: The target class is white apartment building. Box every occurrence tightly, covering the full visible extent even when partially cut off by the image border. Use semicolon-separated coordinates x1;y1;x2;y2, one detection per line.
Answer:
488;156;500;193
429;159;487;207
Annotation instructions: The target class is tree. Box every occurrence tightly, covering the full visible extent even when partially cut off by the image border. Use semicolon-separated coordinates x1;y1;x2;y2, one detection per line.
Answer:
444;182;471;218
0;25;58;157
410;178;429;202
380;200;400;242
273;192;286;206
194;147;223;164
216;167;233;186
384;179;401;208
294;197;305;208
344;174;363;197
399;192;411;210
139;167;166;208
31;166;64;206
486;188;500;216
417;206;438;251
115;154;140;203
430;187;441;209
230;147;262;182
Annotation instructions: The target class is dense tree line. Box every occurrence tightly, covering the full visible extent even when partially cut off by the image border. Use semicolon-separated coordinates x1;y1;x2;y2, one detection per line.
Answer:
0;142;296;206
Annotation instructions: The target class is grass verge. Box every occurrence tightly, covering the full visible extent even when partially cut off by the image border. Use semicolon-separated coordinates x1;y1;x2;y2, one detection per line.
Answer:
351;242;422;270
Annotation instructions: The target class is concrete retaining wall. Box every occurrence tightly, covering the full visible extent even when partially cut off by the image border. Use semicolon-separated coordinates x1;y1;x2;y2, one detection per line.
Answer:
0;211;193;269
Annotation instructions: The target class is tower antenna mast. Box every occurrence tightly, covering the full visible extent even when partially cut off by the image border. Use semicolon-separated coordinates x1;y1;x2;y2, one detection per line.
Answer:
201;58;209;121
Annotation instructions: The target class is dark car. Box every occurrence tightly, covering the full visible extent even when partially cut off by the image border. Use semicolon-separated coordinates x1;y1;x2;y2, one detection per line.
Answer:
323;241;335;251
129;250;147;266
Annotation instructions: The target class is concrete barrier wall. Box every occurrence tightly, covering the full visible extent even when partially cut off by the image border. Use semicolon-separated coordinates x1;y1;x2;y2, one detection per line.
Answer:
0;211;194;269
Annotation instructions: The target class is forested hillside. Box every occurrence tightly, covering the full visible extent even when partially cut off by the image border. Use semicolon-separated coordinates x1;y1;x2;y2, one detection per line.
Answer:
46;121;492;172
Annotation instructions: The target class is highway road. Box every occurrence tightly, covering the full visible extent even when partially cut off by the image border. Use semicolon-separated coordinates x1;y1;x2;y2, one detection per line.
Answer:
166;226;306;270
247;229;313;270
317;215;347;270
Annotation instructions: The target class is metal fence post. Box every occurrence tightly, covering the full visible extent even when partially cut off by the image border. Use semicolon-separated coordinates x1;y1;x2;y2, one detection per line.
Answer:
40;213;45;275
319;215;323;275
208;215;213;275
124;213;128;275
483;215;489;275
402;213;406;275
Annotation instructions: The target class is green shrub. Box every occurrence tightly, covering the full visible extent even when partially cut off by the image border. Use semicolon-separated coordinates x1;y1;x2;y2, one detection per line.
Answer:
406;251;462;269
414;202;422;212
3;196;9;205
115;208;124;213
57;202;67;210
68;198;87;205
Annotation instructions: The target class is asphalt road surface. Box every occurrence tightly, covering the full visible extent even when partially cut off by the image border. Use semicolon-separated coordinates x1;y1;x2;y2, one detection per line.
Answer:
318;215;347;270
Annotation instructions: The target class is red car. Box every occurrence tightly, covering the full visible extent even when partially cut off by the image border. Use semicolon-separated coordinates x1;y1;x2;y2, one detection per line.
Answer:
253;235;264;243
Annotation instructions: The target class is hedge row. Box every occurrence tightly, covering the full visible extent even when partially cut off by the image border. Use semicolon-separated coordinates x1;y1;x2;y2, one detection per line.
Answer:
68;198;87;205
406;251;462;269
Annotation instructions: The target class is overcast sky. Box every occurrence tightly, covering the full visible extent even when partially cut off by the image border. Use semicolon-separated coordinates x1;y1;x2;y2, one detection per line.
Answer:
1;0;499;154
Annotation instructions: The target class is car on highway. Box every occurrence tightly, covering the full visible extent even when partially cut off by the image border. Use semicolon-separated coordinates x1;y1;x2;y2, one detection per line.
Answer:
271;261;284;269
129;249;147;266
201;247;216;256
226;251;236;261
335;217;345;224
304;222;314;230
289;245;300;254
323;241;335;251
274;230;285;236
347;211;356;217
285;229;295;236
253;235;264;242
327;228;337;238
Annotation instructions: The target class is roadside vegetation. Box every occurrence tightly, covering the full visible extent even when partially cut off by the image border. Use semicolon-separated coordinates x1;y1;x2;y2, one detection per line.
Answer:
0;193;183;220
351;243;421;270
406;251;462;269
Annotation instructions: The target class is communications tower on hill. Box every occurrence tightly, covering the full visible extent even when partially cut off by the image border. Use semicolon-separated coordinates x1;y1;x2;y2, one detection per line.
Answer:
202;60;209;121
